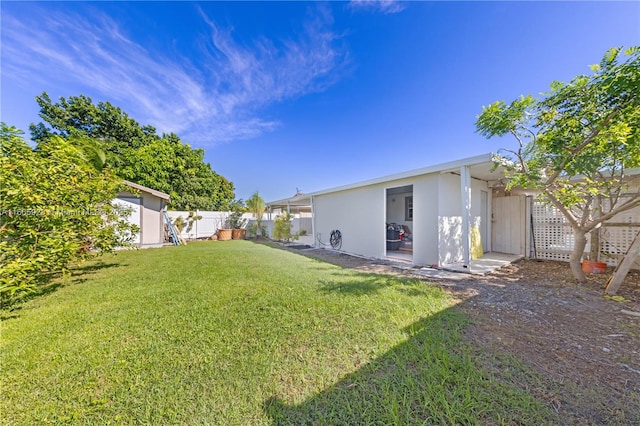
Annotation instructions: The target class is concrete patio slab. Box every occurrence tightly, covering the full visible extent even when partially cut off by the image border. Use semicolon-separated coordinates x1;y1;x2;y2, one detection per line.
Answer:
440;252;523;275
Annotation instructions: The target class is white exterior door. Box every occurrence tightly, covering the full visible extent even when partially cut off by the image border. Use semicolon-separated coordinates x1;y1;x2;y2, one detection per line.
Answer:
481;190;489;252
491;195;525;255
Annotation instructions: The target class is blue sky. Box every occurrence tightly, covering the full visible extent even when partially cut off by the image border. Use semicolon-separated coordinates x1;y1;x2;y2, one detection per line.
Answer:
2;1;639;202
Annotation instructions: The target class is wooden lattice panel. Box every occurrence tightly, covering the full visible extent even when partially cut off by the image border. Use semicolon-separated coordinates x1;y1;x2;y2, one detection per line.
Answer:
531;202;579;261
600;227;640;266
532;197;640;268
599;198;640;267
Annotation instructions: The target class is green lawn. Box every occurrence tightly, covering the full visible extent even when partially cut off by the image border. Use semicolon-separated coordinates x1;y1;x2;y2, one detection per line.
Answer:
1;241;550;424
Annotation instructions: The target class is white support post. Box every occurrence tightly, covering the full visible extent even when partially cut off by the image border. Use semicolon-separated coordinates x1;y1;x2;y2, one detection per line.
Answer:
461;165;471;267
310;195;317;248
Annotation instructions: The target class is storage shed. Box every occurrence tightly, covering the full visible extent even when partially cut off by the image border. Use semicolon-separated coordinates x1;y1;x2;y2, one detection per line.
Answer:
115;181;171;248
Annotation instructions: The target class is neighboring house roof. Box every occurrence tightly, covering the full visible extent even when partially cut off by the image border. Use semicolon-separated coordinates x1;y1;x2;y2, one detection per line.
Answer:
268;152;501;207
121;180;171;201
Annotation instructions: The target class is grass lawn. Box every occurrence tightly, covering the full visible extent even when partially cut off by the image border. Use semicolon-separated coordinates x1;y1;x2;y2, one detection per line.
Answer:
1;241;551;424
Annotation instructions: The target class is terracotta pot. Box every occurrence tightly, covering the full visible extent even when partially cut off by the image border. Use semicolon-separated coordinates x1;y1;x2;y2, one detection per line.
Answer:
232;229;246;240
217;229;233;241
582;260;607;274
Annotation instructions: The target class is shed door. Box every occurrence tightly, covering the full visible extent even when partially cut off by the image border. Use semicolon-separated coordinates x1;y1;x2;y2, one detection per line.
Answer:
491;195;525;255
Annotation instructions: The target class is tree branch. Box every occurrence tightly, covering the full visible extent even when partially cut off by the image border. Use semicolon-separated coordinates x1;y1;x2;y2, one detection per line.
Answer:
506;130;531;173
543;189;581;229
580;195;593;228
585;194;640;232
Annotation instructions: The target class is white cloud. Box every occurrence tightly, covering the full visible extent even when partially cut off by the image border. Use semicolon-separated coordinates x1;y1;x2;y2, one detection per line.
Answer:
1;4;348;145
348;0;407;14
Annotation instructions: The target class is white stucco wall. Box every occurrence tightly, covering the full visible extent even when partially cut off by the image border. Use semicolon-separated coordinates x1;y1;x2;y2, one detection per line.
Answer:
438;173;462;265
114;197;141;245
141;194;165;245
313;174;443;265
437;173;490;265
117;190;167;246
412;176;440;266
314;186;385;258
312;169;492;267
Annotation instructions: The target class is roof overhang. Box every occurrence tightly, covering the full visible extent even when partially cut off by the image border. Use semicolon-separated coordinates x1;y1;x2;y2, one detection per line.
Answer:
121;180;171;201
267;153;504;209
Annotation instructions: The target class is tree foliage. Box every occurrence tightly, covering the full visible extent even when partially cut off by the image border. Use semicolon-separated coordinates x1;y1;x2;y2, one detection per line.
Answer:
476;47;640;282
30;93;235;211
1;124;136;302
246;192;267;238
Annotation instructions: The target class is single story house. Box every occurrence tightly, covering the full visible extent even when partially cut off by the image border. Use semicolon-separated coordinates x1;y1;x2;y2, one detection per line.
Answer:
115;181;171;248
268;153;527;268
269;153;640;270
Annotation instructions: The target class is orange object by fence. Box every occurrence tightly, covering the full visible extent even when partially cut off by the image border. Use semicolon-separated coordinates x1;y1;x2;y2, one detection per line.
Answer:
582;260;607;274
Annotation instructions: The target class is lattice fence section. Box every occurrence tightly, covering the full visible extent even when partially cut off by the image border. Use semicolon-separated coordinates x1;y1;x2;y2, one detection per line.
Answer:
599;197;640;267
532;198;640;267
531;202;589;261
600;227;640;267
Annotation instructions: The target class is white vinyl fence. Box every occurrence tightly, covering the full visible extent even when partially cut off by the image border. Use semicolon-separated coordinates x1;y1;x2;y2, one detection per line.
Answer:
165;211;313;241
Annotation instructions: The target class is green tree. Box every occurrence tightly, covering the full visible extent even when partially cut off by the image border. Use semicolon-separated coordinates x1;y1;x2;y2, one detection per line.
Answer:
246;192;267;238
476;47;640;283
30;93;235;211
0;124;136;302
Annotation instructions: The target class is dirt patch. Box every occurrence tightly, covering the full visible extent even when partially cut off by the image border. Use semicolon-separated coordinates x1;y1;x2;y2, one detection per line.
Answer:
292;247;640;425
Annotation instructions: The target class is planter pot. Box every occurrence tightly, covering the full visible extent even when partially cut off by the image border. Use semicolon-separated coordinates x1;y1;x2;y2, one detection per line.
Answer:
217;229;233;241
582;260;607;274
232;229;247;240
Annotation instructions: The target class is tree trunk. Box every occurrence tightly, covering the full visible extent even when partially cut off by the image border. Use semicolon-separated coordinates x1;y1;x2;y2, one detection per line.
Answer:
569;229;588;282
589;196;601;261
589;227;600;261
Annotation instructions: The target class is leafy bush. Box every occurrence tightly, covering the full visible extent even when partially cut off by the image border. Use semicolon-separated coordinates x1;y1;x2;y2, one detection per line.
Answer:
0;123;136;303
247;222;267;239
272;212;299;243
226;212;247;229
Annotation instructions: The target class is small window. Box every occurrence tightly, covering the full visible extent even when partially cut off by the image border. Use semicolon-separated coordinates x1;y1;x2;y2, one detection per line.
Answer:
405;196;413;221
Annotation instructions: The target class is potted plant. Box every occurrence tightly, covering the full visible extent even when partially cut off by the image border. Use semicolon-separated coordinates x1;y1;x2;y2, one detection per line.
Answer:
216;215;232;241
228;211;247;240
218;199;246;241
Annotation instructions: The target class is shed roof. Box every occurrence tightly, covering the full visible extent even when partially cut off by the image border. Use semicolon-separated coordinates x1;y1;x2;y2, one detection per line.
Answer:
122;181;171;201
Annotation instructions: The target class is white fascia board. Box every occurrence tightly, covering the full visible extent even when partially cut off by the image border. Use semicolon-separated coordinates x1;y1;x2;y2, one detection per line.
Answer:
267;195;313;207
122;180;171;201
267;153;495;206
